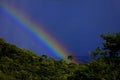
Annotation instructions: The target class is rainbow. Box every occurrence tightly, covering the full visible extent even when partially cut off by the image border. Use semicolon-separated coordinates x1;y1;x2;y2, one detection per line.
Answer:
1;3;77;63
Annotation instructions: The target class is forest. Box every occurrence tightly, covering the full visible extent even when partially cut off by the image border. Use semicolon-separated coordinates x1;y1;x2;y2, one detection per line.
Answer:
0;32;120;80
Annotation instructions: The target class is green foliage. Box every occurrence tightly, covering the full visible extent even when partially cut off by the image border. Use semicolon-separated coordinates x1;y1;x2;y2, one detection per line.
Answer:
0;32;120;80
0;72;16;80
89;32;120;80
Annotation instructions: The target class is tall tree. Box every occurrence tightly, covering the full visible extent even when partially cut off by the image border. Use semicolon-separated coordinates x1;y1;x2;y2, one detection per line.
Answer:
101;32;120;57
91;32;120;58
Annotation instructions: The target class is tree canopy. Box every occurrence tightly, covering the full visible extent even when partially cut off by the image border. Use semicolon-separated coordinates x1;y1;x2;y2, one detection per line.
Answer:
0;32;120;80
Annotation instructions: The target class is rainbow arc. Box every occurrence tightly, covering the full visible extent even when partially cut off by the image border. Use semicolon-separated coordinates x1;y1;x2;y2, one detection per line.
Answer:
1;3;77;63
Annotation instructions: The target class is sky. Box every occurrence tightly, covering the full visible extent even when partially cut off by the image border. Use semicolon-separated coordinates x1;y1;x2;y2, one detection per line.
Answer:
0;0;120;62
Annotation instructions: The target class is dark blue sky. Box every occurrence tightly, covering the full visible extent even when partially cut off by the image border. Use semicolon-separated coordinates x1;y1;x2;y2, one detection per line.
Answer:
0;0;120;61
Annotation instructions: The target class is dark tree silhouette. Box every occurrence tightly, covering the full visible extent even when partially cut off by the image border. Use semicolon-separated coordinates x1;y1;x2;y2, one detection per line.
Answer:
68;55;74;61
91;32;120;58
101;32;120;58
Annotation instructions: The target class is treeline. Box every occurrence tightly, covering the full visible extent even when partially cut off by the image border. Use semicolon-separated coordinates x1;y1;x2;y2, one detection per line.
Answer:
0;32;120;80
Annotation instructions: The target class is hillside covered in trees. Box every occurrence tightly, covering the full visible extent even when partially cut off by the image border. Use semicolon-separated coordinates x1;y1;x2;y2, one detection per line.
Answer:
0;32;120;80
